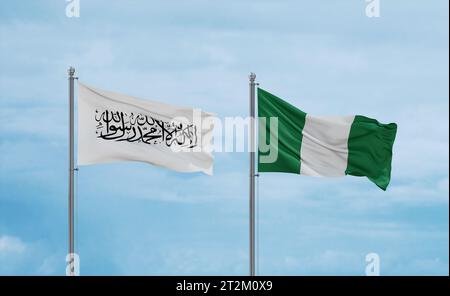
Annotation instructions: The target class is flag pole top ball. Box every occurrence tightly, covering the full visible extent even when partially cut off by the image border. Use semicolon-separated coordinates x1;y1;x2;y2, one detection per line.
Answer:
68;67;75;77
249;72;256;82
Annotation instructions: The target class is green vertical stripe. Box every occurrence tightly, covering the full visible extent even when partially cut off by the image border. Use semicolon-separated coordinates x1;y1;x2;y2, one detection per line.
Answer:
346;115;397;190
258;88;306;173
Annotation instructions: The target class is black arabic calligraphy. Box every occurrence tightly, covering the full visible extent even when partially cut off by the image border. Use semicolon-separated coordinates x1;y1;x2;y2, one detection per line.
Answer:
94;109;198;148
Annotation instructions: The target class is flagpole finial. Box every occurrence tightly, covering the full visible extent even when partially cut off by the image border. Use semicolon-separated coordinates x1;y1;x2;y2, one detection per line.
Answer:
249;72;256;82
68;67;75;77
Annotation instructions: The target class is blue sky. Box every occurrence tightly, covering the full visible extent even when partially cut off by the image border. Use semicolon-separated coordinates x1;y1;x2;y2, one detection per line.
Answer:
0;0;448;275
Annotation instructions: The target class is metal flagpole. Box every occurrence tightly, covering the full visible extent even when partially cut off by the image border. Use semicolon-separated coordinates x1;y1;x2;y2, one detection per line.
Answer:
68;67;75;276
249;72;256;276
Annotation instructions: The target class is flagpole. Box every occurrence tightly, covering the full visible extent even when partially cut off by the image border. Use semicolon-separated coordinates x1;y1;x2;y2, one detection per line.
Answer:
68;66;75;276
249;72;256;276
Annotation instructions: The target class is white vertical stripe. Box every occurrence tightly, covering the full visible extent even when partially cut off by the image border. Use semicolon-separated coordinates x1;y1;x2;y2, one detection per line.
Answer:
300;115;355;176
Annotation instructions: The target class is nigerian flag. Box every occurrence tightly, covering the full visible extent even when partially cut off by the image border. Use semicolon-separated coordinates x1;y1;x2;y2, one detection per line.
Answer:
258;88;397;190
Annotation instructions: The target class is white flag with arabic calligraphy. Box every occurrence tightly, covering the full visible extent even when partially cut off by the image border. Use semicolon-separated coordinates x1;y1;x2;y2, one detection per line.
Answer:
77;82;215;175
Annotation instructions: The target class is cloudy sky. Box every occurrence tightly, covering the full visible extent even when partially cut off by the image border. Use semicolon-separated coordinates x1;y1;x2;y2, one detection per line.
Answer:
0;0;448;275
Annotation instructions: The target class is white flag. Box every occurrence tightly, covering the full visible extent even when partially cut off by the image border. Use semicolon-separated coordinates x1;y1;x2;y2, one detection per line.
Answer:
77;82;214;175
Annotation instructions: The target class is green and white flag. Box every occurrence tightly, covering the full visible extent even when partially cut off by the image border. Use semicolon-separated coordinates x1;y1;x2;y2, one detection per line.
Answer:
258;88;397;190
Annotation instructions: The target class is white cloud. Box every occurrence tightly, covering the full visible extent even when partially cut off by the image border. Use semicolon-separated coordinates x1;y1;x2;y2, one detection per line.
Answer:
0;234;65;275
37;255;60;275
0;235;26;254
